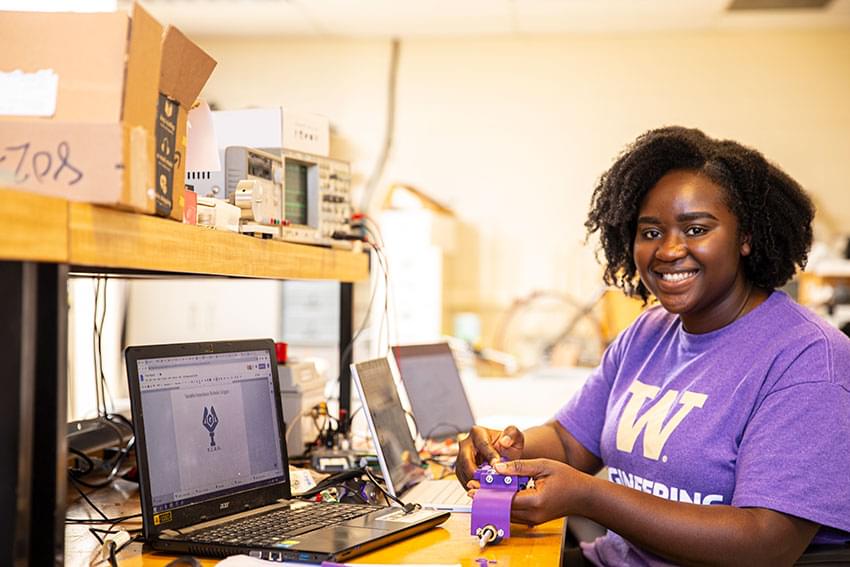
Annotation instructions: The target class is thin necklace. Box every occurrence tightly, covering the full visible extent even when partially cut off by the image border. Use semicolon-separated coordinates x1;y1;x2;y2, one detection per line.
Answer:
731;283;753;324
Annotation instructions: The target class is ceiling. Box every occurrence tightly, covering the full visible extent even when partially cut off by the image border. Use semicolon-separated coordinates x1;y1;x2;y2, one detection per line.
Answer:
121;0;850;38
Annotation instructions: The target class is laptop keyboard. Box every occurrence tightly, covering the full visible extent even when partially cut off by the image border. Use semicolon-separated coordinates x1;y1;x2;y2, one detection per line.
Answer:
406;479;471;506
186;502;379;546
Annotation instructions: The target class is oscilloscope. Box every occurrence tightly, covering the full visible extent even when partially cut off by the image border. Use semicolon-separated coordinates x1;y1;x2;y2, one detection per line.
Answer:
218;146;353;246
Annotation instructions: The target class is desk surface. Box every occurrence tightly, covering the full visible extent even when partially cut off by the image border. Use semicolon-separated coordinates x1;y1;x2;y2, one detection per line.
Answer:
66;480;564;566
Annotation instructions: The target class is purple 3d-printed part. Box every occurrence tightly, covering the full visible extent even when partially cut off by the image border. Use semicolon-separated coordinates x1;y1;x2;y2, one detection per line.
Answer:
473;464;529;491
471;489;514;540
470;464;530;545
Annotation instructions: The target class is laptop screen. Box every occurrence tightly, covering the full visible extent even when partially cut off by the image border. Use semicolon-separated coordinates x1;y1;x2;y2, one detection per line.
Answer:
392;343;475;440
352;357;425;495
133;346;286;514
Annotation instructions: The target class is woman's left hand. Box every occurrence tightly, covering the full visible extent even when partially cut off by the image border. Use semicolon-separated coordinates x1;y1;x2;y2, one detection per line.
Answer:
492;458;591;526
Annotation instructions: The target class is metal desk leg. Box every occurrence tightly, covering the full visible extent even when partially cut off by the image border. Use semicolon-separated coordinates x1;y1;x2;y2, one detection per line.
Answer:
32;264;68;566
339;282;354;428
0;262;68;566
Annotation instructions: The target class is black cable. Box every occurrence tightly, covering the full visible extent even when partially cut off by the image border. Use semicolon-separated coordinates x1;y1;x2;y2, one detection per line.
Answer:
345;229;391;357
107;541;118;567
295;468;369;500
92;278;103;416
69;449;134;489
79;523;142;566
331;248;383;404
96;276;118;414
101;436;135;485
306;408;342;451
68;475;109;520
356;215;386;248
357;221;398;357
113;531;139;553
370;244;391;356
98;277;109;413
105;412;134;433
68;519;141;567
78;280;137;490
65;515;142;524
90;525;139;567
347;405;363;425
369;235;394;354
95;414;131;448
327;220;393;440
361;467;420;513
68;414;135;488
68;447;96;477
88;527;105;545
294;467;417;512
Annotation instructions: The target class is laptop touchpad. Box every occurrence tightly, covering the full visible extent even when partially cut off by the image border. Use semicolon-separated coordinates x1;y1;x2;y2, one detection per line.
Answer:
293;525;390;552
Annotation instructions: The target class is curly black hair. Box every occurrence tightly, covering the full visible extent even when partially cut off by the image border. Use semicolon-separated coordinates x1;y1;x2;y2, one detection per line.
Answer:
585;126;815;303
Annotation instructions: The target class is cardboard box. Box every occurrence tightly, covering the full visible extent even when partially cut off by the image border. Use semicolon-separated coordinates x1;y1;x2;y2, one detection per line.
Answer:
0;4;216;218
157;26;217;220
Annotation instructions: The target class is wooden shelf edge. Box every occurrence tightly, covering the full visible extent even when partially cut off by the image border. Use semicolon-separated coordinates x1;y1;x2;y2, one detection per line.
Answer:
68;202;369;282
0;187;69;263
0;187;369;281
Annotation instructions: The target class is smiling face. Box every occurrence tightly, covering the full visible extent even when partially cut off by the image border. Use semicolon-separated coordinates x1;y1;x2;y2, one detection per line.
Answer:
634;169;753;334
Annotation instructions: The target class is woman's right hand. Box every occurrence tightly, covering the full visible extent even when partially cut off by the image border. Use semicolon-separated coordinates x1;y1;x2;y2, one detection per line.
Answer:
456;425;525;488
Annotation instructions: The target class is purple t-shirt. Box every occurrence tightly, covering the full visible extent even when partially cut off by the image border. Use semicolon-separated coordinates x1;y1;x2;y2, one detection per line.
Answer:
556;290;850;566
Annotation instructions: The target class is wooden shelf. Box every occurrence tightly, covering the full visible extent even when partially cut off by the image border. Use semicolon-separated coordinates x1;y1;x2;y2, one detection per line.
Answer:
0;188;68;263
1;187;369;282
69;202;369;281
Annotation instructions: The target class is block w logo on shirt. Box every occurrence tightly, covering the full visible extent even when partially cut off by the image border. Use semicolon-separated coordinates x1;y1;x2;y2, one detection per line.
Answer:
616;380;707;460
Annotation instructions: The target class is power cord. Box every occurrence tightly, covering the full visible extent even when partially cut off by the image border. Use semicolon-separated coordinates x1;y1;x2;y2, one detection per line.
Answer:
66;478;143;566
68;414;136;488
88;529;137;567
360;467;420;514
296;467;420;514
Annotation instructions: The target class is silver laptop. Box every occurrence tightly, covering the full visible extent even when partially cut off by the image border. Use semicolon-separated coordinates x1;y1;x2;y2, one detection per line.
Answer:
125;339;449;563
351;355;473;513
392;342;475;441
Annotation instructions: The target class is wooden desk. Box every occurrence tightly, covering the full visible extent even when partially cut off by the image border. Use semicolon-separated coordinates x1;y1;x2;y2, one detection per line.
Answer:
0;186;369;564
66;480;565;566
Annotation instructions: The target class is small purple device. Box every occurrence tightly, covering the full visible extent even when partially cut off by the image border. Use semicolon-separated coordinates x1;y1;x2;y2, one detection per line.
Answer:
470;463;529;547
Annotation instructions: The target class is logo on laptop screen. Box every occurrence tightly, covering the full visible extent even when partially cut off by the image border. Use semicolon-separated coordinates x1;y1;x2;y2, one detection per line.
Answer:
202;405;220;450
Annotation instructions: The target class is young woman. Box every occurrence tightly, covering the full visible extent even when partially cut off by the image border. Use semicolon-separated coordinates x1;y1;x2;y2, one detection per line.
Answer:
457;126;850;566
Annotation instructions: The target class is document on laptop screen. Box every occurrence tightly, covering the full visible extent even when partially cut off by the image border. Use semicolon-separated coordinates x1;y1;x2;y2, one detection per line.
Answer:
136;350;286;512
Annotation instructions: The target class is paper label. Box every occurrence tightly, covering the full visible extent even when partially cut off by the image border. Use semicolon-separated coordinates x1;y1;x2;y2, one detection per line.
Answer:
155;92;179;215
0;69;59;117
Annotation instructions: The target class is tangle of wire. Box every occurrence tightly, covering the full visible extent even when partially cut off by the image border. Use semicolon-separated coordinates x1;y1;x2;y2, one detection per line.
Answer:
331;216;393;411
357;214;396;355
93;276;112;416
71;276;137;489
296;466;419;512
66;474;142;566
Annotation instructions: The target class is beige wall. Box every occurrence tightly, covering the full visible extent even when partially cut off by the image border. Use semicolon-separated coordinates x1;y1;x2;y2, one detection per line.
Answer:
197;30;850;336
